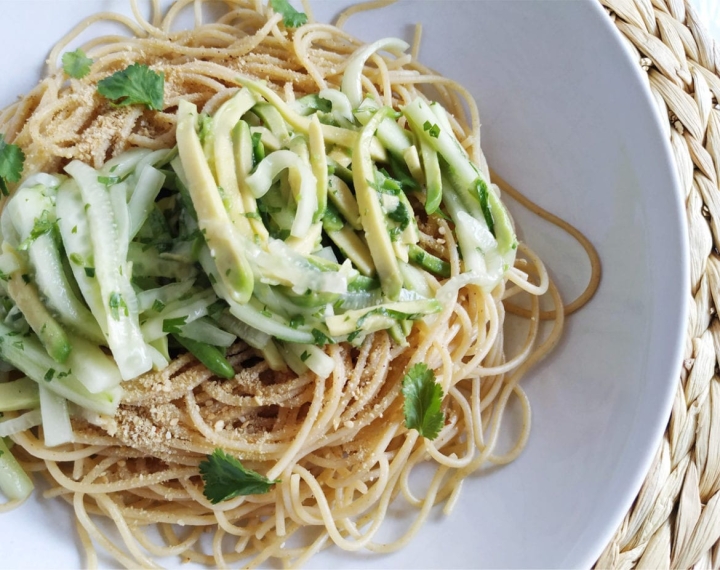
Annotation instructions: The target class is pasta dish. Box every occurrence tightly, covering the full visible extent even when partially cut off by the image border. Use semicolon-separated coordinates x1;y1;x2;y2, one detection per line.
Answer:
0;0;600;567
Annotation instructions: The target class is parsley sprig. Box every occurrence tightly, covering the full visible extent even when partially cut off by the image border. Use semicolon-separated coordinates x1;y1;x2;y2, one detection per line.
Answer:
0;134;25;196
401;363;444;440
199;449;280;504
97;63;165;110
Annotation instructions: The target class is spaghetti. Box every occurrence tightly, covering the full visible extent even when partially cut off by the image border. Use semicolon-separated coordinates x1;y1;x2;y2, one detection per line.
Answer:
0;0;599;568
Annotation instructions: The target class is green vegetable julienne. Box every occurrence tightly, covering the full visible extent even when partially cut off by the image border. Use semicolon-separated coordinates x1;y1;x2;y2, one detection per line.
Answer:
97;63;165;110
62;49;93;79
199;448;280;503
401;363;445;440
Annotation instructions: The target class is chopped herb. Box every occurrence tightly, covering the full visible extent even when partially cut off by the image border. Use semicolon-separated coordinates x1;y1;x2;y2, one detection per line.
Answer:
347;330;361;343
387;202;410;230
322;204;344;232
69;253;83;265
17;210;57;251
162;315;188;334
242;211;261;219
44;368;56;382
401;363;444;440
57;370;71;380
311;328;333;346
261;307;272;318
108;292;128;320
199;448;280;504
21;274;30;284
423;121;440;138
289;315;305;329
300;350;310;362
357;307;416;328
84;267;95;278
152;299;166;313
12;340;24;350
0;134;25;196
62;49;93;79
269;0;308;28
97;63;165;111
388;154;418;192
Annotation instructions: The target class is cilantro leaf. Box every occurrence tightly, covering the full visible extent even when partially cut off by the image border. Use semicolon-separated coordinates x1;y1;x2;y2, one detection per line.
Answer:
269;0;308;28
17;210;57;251
401;363;444;440
62;49;93;79
311;328;333;346
97;63;165;110
199;448;279;504
0;134;25;196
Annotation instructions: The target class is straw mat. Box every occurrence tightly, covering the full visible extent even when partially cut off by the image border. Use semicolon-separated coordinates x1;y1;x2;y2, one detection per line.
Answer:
596;0;720;568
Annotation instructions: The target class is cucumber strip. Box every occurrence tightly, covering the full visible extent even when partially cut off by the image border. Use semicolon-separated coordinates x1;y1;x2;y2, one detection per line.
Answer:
353;107;403;300
408;244;451;278
39;386;73;447
327;175;361;230
277;342;308;377
285;343;334;379
147;341;170;371
341;38;410;109
179;317;236;348
0;324;121;415
399;261;433;299
356;98;413;157
141;290;217;342
199;248;316;343
325;298;442;337
136;280;195;313
66;334;122;394
236;78;388;162
234;121;270;241
7;269;71;364
0;377;39;412
318;88;355;128
101;148;153;179
308;115;328;222
176;100;254;304
65;160;152;381
56;180;108;338
403;145;424;184
212;89;257;239
128;166;166;240
215;311;270;348
8;186;104;344
0;410;42;437
252;102;290;144
325;226;376;277
128;243;196;280
0;437;33;500
245;150;318;237
110;182;130;263
419;139;442;214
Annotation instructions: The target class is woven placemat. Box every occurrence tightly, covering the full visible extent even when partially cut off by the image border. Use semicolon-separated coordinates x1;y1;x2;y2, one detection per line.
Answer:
595;0;720;568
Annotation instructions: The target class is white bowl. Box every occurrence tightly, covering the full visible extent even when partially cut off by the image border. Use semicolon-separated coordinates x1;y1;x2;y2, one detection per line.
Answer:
0;1;688;568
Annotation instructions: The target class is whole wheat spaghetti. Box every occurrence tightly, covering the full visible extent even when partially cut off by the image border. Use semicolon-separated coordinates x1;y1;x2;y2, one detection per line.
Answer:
0;1;600;568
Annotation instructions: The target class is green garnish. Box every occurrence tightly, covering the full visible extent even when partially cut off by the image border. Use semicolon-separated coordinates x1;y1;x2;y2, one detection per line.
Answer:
17;210;57;251
162;315;188;334
423;121;440;138
84;267;95;278
473;178;495;236
401;363;444;440
108;292;129;320
269;0;308;28
0;134;25;197
199;448;280;504
97;63;165;111
152;299;166;313
62;49;93;79
44;368;56;382
311;328;333;346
